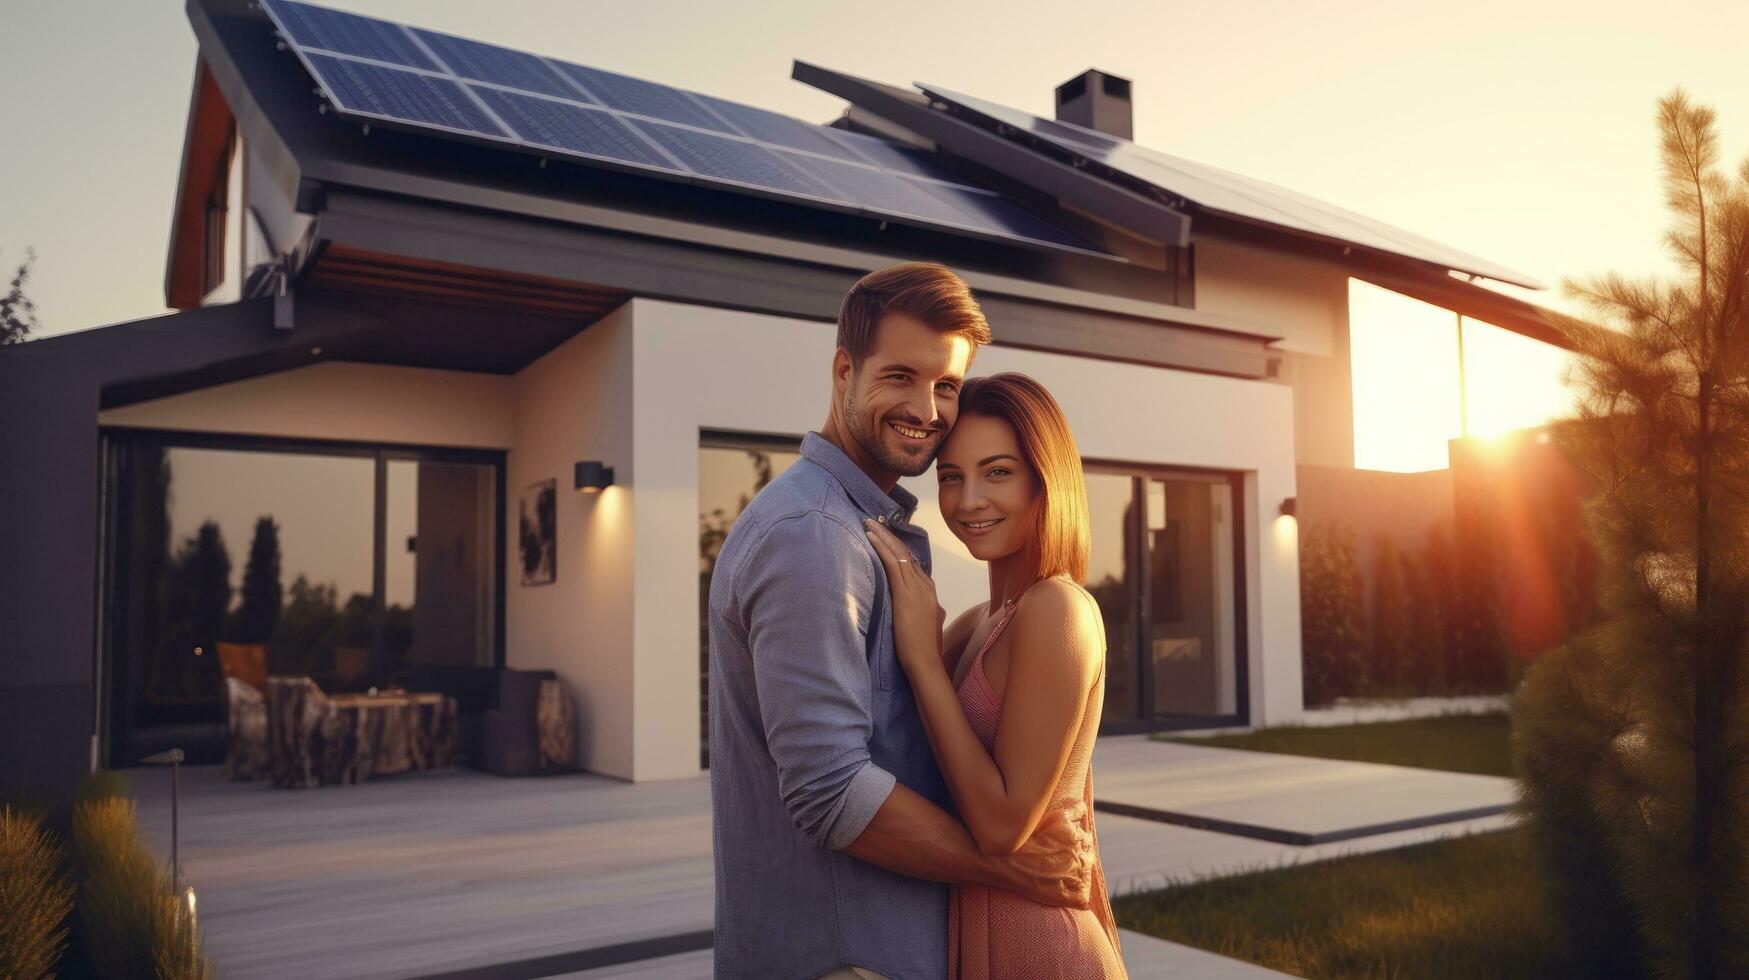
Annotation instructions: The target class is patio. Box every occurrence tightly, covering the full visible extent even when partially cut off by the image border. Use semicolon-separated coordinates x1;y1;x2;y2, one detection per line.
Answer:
132;736;1514;979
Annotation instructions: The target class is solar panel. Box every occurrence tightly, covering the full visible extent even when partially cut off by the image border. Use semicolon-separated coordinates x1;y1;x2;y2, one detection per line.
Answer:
633;121;843;201
410;29;580;102
917;82;1539;287
269;1;439;71
303;53;509;139
259;0;1112;259
550;63;727;132
690;96;866;163
472;89;681;172
827;129;965;181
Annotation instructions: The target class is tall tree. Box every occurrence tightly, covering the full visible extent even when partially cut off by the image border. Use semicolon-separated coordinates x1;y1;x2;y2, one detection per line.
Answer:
1521;87;1749;977
0;247;39;346
162;521;232;700
231;516;283;643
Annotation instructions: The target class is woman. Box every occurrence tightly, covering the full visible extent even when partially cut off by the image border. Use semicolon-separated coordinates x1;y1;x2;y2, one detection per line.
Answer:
863;372;1125;979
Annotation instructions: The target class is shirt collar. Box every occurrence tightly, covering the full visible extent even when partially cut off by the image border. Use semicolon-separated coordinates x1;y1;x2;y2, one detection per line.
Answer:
801;431;918;525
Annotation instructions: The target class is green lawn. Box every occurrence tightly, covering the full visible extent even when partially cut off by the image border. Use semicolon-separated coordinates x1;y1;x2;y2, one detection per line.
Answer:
1154;711;1514;777
1114;827;1555;979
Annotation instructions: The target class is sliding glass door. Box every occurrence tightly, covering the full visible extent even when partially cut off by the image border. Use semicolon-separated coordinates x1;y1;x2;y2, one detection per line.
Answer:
100;430;504;766
1083;466;1247;732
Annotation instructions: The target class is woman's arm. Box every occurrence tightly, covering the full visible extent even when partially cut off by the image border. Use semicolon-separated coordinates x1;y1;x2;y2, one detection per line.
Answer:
864;520;1102;856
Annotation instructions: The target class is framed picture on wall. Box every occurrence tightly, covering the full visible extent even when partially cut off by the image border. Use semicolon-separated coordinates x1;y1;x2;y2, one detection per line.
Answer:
519;478;556;586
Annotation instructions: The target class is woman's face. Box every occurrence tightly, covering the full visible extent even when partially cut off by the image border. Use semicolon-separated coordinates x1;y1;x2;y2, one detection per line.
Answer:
936;413;1040;563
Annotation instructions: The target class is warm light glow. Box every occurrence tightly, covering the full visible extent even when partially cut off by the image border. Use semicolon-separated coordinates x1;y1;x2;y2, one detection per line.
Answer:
1272;513;1299;554
1349;280;1577;472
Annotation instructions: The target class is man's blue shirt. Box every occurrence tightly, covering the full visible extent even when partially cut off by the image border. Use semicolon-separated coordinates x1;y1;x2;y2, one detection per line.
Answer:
707;431;951;979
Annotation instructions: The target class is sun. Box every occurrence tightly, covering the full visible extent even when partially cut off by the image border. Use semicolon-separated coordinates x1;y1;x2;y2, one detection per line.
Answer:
1348;279;1576;472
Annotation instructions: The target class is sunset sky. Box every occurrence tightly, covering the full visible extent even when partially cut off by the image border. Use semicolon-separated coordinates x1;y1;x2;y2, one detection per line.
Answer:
7;1;1749;471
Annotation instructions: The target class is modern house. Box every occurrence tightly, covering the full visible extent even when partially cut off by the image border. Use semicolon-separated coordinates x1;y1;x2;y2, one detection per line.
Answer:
0;0;1565;800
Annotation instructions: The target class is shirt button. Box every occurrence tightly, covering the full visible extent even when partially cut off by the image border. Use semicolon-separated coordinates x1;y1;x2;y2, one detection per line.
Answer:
875;515;886;524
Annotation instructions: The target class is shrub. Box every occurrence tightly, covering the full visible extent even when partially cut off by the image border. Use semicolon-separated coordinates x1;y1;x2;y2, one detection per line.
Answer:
1300;520;1368;704
71;796;213;980
0;806;74;979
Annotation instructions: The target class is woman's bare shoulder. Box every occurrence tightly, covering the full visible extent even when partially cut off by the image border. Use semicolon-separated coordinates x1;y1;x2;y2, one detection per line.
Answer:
1011;578;1103;664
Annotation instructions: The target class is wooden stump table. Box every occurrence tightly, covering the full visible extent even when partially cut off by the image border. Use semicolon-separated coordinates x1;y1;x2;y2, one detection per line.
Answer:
267;677;458;788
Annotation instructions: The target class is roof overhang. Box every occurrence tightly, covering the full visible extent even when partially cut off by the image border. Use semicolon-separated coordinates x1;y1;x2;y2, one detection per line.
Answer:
1352;267;1574;350
164;61;235;309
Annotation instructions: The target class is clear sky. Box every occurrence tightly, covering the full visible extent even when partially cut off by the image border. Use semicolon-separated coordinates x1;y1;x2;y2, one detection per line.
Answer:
7;0;1749;471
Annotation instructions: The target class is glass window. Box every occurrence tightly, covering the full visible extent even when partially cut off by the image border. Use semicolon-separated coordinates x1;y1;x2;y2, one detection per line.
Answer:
1082;472;1140;724
104;435;501;765
1084;465;1245;731
1143;475;1240;720
698;435;802;767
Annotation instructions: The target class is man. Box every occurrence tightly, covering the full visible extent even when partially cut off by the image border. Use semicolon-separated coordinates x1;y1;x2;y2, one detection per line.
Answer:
707;262;1093;980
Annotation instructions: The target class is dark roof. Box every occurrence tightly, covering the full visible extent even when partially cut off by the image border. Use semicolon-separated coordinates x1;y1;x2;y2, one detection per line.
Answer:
913;82;1543;290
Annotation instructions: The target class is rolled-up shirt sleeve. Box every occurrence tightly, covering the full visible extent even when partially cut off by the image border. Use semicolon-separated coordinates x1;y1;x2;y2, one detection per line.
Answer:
737;511;895;850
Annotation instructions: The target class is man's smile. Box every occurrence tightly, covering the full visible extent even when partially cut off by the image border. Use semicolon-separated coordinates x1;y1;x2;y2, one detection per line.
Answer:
887;420;936;444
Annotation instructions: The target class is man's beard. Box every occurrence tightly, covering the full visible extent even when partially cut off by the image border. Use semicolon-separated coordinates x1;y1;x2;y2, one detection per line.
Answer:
845;386;941;478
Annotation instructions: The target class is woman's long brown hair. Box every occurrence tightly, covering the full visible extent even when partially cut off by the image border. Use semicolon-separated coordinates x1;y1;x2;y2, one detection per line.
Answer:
957;372;1091;583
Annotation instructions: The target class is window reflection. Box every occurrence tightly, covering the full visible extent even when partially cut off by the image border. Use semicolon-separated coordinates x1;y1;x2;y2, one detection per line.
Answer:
1082;472;1139;724
698;439;802;767
1145;477;1239;719
110;439;499;765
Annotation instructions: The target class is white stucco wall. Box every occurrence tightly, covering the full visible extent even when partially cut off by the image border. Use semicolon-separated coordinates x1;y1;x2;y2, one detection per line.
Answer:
625;297;1303;781
1193;232;1356;468
1192;233;1349;357
506;303;637;779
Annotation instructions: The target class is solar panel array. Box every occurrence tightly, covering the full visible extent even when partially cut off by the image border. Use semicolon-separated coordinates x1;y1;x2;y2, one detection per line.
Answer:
914;83;1541;288
260;0;1110;258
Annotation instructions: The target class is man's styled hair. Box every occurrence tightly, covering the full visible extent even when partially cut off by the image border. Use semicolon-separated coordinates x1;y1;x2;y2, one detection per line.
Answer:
958;372;1091;583
836;262;992;367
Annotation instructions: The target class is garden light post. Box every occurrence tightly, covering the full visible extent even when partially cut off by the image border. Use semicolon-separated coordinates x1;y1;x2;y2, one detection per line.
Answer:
141;747;185;887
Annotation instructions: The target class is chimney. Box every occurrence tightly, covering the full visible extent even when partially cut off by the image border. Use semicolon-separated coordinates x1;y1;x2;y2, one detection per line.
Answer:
1054;69;1132;140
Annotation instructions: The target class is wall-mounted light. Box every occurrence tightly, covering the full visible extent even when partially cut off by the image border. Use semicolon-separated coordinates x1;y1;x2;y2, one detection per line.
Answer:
1279;496;1297;518
574;460;615;493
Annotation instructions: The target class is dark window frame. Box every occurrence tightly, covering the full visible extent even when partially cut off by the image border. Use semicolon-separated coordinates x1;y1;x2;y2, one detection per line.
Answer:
1083;458;1250;735
698;430;806;768
97;425;507;767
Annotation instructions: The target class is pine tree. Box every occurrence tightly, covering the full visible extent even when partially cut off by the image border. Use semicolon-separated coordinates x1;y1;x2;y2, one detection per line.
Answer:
1518;87;1749;977
232;516;282;643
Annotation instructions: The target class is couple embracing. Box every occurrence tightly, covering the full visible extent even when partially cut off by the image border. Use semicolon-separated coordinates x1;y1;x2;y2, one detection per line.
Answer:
707;261;1126;980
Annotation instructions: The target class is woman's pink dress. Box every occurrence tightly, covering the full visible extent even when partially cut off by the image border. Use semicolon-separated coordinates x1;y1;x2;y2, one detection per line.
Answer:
946;590;1127;979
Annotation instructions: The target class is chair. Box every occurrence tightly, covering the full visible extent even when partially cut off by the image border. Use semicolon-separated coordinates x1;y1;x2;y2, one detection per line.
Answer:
216;642;268;694
217;643;270;780
222;677;270;781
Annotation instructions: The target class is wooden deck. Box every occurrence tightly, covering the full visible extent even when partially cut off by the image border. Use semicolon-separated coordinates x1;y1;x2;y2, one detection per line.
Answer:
131;738;1514;979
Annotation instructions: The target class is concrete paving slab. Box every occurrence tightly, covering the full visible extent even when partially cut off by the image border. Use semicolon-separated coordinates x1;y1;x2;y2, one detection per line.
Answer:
1093;736;1515;845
